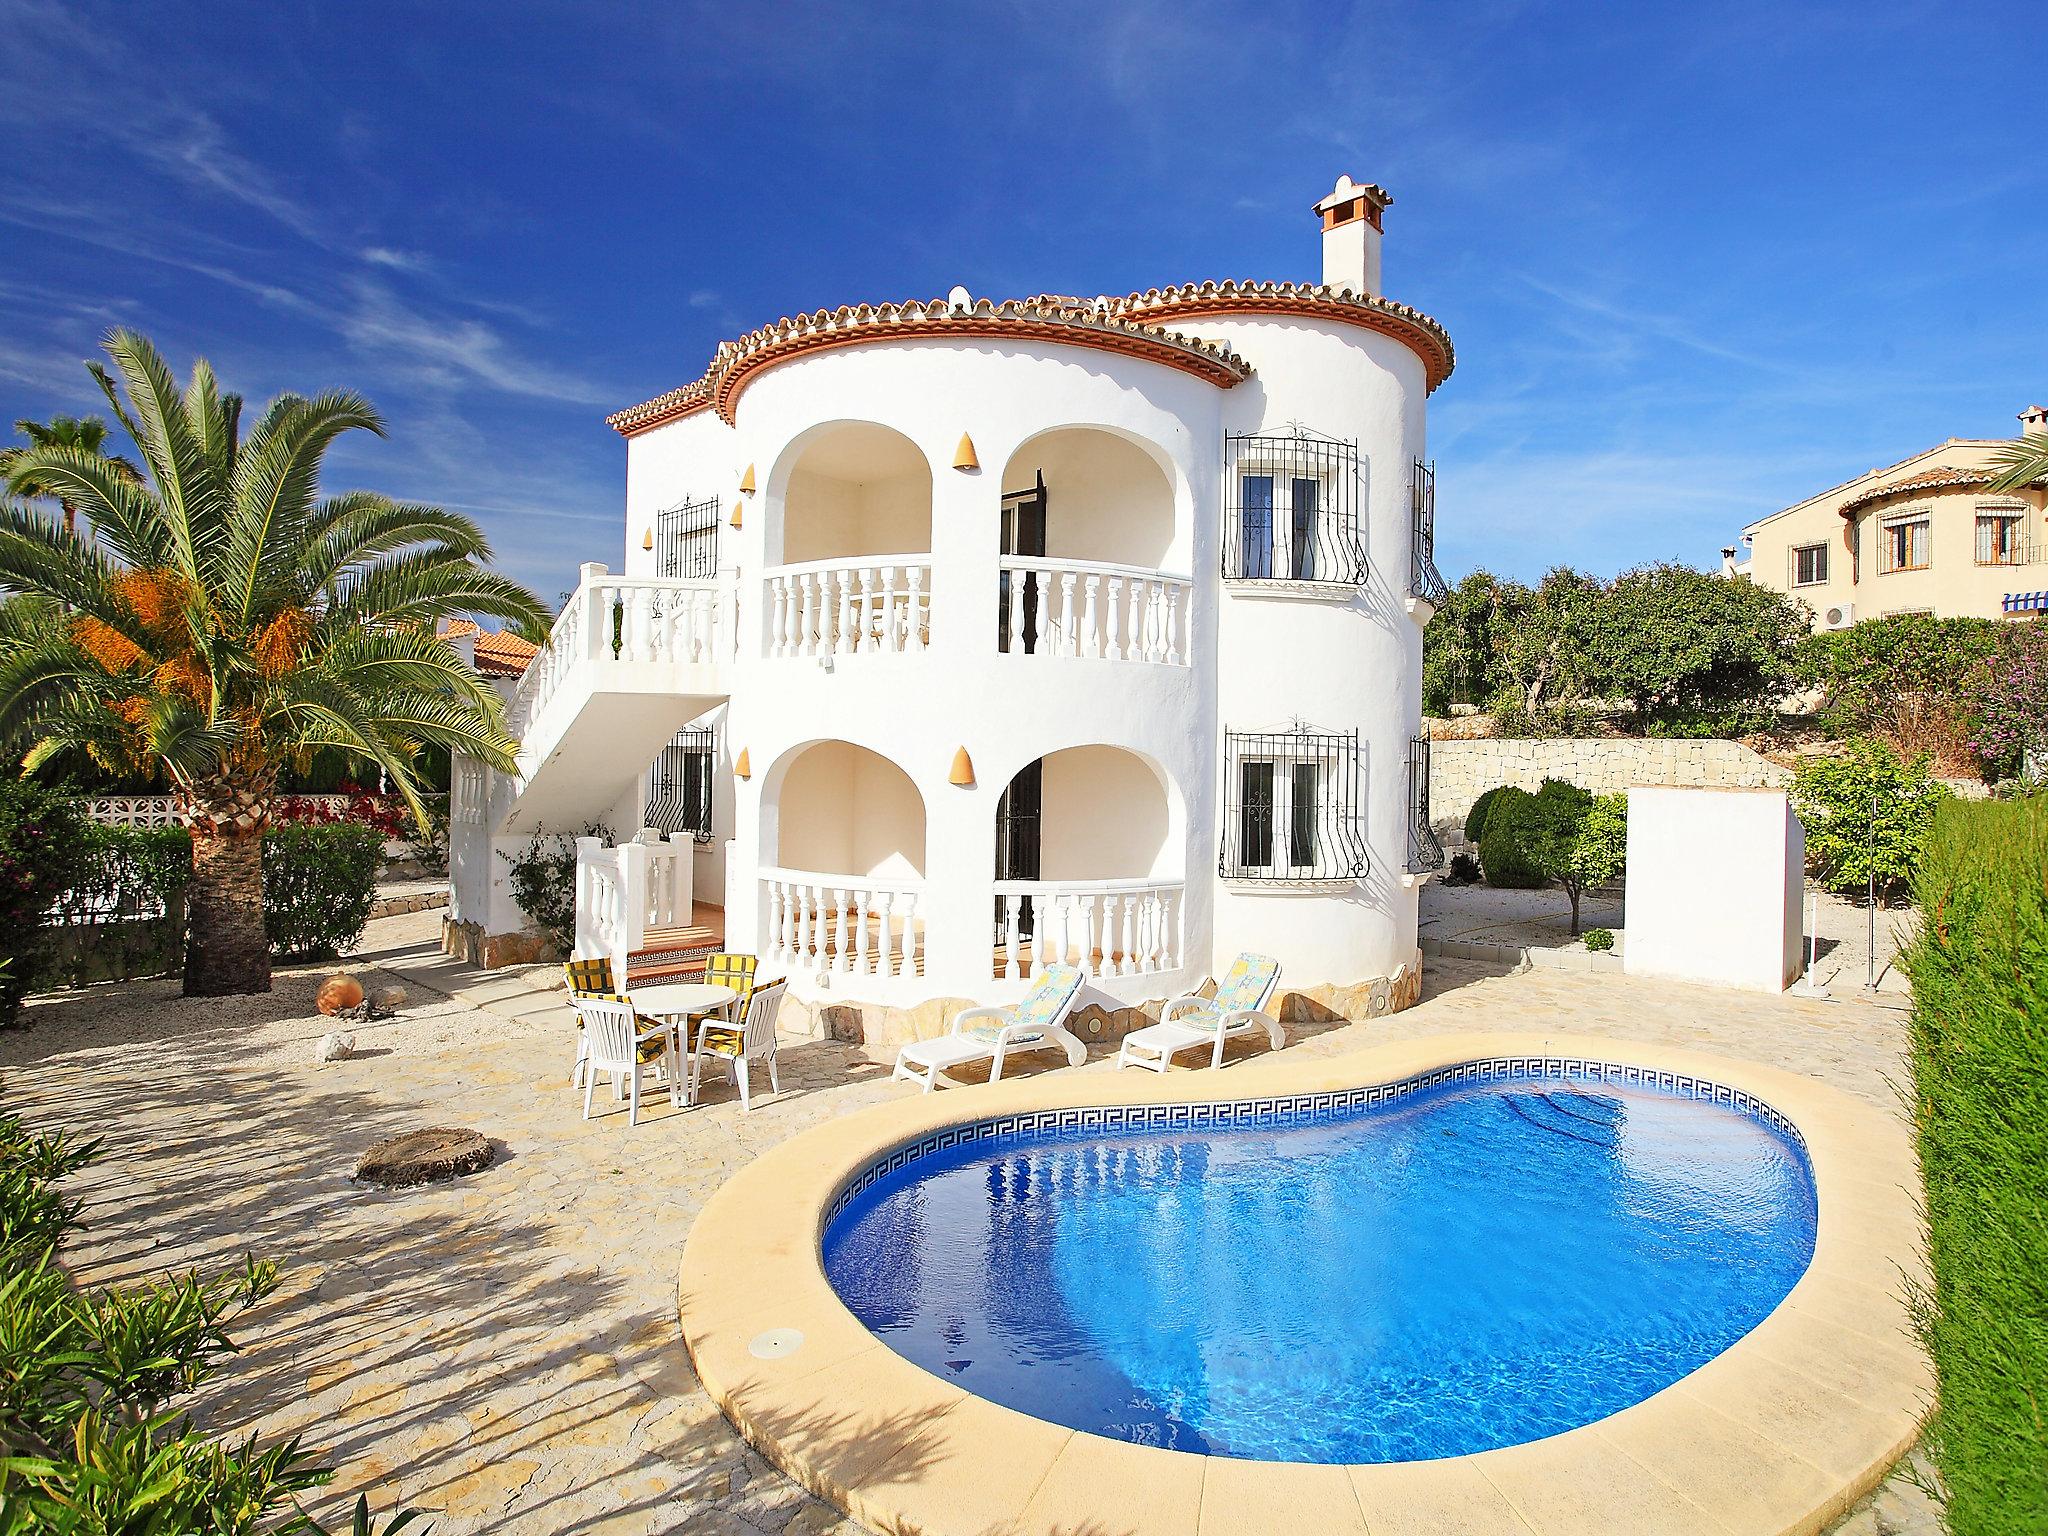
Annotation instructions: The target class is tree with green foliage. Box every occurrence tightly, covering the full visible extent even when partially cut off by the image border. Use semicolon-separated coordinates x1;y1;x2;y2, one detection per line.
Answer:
1421;570;1503;717
1792;737;1953;903
1899;795;2048;1536
1508;779;1627;933
0;415;141;539
1970;621;2048;782
0;329;549;997
0;780;93;1026
1595;562;1810;736
1489;567;1607;733
1796;612;2005;747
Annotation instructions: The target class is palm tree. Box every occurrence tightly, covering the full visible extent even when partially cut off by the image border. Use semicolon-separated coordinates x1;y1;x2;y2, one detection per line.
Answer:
1985;431;2048;495
0;329;549;996
0;414;143;537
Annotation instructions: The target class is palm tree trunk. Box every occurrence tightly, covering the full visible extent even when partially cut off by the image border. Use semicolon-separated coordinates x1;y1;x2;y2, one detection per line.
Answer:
185;826;271;996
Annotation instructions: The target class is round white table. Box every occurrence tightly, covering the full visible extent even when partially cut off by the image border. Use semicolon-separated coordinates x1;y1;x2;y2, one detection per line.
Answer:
628;982;738;1105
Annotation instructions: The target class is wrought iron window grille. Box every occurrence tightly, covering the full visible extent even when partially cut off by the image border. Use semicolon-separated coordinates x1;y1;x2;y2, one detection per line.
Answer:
1223;429;1366;586
655;495;720;579
1410;458;1448;606
1219;726;1368;881
646;726;716;843
1406;733;1444;875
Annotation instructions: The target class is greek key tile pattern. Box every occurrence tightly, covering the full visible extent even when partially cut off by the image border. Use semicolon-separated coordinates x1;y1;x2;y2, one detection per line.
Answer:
823;1058;1806;1228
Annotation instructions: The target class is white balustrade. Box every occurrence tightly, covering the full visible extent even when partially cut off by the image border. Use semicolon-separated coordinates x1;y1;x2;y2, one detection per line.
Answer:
765;559;932;659
998;558;1189;664
761;867;925;981
993;877;1184;980
575;831;695;981
509;568;723;742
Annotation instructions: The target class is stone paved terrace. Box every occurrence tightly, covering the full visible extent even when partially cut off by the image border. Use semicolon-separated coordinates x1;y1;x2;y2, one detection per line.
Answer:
0;910;1937;1536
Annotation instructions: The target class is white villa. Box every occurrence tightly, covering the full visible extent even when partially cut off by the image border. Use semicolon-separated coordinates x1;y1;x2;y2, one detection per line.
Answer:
445;174;1457;1043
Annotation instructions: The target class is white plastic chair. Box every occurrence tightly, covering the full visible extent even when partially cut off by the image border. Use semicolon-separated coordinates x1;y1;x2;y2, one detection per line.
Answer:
892;963;1089;1093
688;979;787;1111
1118;952;1284;1072
575;994;680;1126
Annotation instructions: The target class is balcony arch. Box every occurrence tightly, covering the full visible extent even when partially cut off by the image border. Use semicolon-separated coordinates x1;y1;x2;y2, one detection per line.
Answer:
997;427;1190;662
992;743;1186;979
760;739;928;981
765;422;935;658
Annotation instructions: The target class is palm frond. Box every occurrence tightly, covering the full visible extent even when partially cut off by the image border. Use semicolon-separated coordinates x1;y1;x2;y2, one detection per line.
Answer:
295;494;492;598
1984;435;2048;496
226;390;384;624
321;550;552;641
1;445;171;568
98;328;229;578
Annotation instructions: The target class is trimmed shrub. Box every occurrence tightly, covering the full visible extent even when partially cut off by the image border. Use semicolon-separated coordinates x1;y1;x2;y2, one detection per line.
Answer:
1476;787;1545;888
1899;796;2048;1534
44;824;192;985
1792;737;1952;903
262;822;383;960
1582;927;1614;952
1513;781;1628;933
1465;785;1515;844
0;782;93;1026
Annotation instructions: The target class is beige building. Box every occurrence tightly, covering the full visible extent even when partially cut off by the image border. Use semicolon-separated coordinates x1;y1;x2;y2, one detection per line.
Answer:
1730;405;2048;627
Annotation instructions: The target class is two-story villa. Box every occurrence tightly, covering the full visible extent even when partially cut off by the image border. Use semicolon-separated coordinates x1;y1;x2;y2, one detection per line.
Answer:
445;175;1456;1045
1730;408;2048;627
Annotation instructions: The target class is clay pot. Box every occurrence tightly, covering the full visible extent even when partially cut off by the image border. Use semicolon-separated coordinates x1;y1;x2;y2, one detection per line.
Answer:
317;974;366;1016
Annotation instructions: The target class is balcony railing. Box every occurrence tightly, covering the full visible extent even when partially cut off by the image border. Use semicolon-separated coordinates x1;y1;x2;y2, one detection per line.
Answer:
994;877;1184;980
761;867;925;981
510;572;722;741
1406;733;1444;875
766;558;932;659
998;557;1190;664
575;832;694;981
1410;458;1447;607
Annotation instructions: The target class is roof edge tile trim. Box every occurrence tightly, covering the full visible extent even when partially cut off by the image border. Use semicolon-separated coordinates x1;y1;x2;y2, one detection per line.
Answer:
1092;281;1456;392
1836;466;2047;517
607;297;1254;436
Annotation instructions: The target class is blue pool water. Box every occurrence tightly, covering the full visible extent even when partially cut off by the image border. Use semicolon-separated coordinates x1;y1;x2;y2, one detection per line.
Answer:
821;1069;1817;1463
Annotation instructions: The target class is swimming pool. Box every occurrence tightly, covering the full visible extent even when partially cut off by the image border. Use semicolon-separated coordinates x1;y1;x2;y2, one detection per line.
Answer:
821;1063;1818;1464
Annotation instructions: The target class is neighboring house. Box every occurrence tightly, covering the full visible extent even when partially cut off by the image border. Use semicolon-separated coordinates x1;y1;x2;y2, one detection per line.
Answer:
444;175;1456;1034
1729;407;2048;628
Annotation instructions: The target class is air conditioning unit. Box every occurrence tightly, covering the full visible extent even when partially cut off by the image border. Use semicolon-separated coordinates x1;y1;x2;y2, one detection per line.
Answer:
1820;602;1855;631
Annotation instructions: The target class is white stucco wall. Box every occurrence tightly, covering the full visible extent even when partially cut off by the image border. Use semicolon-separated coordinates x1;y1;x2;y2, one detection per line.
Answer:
1624;787;1805;992
1001;427;1178;569
770;741;927;878
1035;746;1178;881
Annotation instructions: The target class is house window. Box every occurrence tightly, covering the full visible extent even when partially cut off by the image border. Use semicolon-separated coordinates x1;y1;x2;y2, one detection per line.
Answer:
1410;459;1447;605
1220;728;1366;880
1791;542;1829;587
655;496;720;579
646;726;715;843
1406;734;1443;874
1976;506;2026;566
1224;432;1364;584
1878;508;1931;574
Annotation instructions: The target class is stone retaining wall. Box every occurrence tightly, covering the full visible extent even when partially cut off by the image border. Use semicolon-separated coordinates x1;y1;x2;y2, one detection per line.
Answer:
1430;738;1791;843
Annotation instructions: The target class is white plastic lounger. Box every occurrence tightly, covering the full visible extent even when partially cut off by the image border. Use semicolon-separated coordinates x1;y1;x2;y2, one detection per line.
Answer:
893;963;1088;1093
1118;952;1284;1072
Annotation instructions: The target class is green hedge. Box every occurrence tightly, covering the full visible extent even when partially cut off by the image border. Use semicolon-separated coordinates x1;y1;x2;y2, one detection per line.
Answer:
1901;796;2048;1535
0;784;94;1025
261;823;383;961
1475;786;1546;888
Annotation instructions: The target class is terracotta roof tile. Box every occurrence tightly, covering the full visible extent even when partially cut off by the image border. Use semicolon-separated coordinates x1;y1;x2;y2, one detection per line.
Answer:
472;630;539;677
1837;466;2042;515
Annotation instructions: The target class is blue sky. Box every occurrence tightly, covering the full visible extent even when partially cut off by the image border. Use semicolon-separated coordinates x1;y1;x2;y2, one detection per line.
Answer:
3;0;2040;603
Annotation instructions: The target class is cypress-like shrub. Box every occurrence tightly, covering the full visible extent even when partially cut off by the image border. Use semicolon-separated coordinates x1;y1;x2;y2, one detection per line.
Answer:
1475;786;1546;888
1900;795;2048;1535
262;822;383;960
1465;784;1514;844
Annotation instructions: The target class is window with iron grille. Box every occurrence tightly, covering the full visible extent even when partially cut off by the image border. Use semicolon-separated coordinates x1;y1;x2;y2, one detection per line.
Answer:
1410;459;1447;605
1406;734;1444;874
1223;432;1365;584
1790;542;1829;586
646;727;715;842
1976;505;2028;566
1878;507;1931;574
1219;728;1366;880
655;496;720;578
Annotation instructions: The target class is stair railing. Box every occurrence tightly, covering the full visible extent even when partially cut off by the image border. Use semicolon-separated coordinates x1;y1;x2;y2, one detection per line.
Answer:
575;830;694;982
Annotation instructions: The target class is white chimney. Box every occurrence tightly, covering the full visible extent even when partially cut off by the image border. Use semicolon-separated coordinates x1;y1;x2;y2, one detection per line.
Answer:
2018;404;2048;438
1313;174;1393;297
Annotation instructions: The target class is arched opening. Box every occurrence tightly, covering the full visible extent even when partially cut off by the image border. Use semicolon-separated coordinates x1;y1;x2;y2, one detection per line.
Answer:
997;429;1184;660
761;739;928;981
993;744;1184;978
777;422;933;566
768;740;926;877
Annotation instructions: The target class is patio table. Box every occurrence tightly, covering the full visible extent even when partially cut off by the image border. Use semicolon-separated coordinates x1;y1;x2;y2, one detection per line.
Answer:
628;982;738;1103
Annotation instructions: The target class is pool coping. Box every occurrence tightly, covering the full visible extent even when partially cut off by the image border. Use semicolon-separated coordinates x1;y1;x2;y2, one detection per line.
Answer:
677;1031;1931;1536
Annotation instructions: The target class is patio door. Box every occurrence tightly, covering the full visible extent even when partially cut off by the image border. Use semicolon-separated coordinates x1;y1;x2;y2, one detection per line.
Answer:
999;471;1048;652
994;759;1044;939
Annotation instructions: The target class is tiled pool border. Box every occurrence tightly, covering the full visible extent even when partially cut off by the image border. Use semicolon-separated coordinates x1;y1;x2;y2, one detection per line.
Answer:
822;1055;1806;1229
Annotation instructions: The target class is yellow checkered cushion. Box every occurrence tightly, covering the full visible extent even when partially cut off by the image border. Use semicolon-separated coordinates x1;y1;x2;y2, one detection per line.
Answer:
701;952;757;1008
564;957;615;995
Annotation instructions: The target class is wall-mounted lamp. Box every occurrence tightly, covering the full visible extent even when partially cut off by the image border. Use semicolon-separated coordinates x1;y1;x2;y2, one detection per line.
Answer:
734;746;751;780
953;433;979;472
739;463;757;495
729;500;744;530
948;746;975;787
641;527;654;551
